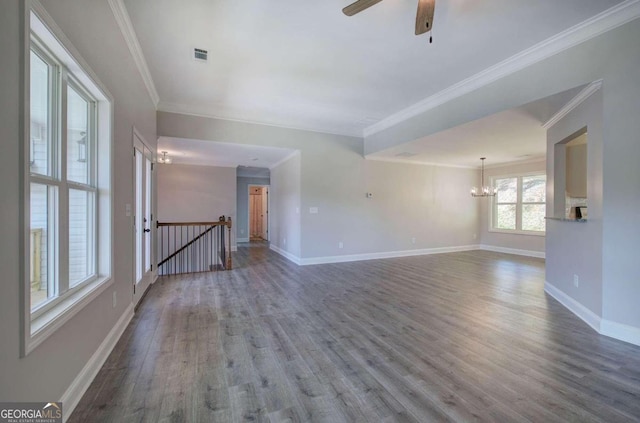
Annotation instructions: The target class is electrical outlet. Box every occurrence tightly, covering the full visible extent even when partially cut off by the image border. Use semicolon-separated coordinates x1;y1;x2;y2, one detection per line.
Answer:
309;207;318;214
411;237;416;244
473;233;477;240
295;207;299;214
573;274;579;288
112;291;117;308
240;229;244;234
339;242;343;249
283;238;287;245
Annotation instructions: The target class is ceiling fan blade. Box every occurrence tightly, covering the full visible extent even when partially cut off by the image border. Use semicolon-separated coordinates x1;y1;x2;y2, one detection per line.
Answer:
343;0;385;16
415;0;435;35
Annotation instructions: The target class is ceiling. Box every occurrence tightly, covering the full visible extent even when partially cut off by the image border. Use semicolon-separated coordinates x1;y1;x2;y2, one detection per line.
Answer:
124;0;623;136
157;137;296;168
367;85;585;167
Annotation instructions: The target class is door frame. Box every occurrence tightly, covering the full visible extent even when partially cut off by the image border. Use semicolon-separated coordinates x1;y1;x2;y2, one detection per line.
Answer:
247;184;270;241
132;127;155;306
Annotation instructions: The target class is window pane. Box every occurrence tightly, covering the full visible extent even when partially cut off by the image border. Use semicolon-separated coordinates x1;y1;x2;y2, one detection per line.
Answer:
67;86;90;184
523;204;546;231
30;51;50;176
496;204;516;230
496;178;517;203
69;189;95;286
522;175;546;203
30;183;54;310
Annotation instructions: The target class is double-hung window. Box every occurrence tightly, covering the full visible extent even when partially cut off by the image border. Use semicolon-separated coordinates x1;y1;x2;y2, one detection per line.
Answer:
26;8;112;354
491;173;546;234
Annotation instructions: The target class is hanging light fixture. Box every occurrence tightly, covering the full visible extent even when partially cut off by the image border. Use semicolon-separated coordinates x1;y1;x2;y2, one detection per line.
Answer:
471;157;497;197
158;151;172;164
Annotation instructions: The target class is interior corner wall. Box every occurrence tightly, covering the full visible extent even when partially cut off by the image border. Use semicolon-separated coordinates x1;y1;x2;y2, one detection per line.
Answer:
236;176;270;242
479;160;546;254
157;163;237;246
546;90;603;318
0;0;157;404
270;153;301;258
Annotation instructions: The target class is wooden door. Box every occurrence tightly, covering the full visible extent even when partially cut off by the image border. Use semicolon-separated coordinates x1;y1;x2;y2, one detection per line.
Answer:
250;187;263;239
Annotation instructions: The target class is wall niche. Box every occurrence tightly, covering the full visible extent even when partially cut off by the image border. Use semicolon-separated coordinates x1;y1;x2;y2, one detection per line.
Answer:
554;127;588;219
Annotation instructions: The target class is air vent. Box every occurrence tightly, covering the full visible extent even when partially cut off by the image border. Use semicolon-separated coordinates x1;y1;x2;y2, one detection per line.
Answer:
194;48;208;62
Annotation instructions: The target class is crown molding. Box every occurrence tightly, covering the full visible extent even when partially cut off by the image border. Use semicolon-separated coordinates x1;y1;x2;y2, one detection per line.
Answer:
107;0;159;107
364;155;475;169
542;80;603;129
157;102;362;138
364;0;640;138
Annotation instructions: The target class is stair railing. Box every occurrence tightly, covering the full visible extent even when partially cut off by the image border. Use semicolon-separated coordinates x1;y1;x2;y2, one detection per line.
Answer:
157;216;232;275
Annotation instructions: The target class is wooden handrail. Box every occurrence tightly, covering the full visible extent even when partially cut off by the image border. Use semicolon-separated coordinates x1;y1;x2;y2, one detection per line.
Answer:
157;221;232;227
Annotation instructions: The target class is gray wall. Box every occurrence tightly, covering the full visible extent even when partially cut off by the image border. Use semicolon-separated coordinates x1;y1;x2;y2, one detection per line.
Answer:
236;176;270;242
479;160;546;254
364;19;640;331
546;91;603;316
157;112;480;260
0;0;156;403
157;163;236;225
270;154;302;257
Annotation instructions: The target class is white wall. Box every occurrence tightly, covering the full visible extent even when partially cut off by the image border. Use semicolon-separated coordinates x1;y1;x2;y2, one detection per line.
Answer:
157;163;236;227
479;160;546;255
0;0;156;406
270;153;301;258
236;176;270;242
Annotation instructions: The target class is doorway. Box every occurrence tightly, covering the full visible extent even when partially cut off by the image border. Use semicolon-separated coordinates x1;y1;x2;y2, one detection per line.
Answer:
133;130;153;306
249;185;269;242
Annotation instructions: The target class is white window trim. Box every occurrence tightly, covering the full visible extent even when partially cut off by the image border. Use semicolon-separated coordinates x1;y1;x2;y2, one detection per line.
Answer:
21;1;114;357
488;171;546;237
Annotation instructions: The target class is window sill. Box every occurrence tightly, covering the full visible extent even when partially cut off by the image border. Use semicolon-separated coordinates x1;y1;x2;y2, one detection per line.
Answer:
488;228;546;237
25;275;113;356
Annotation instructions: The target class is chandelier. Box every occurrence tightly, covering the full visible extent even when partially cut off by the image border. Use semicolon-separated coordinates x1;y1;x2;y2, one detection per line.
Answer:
471;157;497;197
158;151;172;164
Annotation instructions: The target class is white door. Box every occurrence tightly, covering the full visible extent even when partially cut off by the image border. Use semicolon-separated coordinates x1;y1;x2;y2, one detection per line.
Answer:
133;132;153;306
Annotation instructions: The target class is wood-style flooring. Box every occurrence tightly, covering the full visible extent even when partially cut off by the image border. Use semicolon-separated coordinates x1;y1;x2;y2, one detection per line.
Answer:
69;245;640;422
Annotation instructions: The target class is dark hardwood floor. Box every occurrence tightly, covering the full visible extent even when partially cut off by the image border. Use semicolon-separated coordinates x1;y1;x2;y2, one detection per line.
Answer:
69;245;640;422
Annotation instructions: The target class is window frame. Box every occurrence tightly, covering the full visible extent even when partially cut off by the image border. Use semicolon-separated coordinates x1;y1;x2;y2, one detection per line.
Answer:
489;171;546;237
22;3;114;357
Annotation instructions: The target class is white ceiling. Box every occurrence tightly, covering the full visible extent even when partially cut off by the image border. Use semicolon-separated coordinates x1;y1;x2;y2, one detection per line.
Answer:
367;85;585;167
124;0;623;136
157;137;296;168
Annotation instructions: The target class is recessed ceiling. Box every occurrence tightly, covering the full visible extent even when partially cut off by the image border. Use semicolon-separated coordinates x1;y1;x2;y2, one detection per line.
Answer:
367;85;585;167
157;137;296;168
124;0;623;136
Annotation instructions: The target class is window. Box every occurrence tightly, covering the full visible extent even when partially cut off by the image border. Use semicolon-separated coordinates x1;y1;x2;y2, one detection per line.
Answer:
25;8;112;354
491;174;546;234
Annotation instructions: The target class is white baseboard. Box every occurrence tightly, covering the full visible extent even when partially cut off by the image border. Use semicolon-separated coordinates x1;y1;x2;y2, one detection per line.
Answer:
544;281;640;347
298;245;480;266
237;238;249;243
601;319;640;347
269;244;301;265
544;282;601;332
480;244;545;259
61;303;134;422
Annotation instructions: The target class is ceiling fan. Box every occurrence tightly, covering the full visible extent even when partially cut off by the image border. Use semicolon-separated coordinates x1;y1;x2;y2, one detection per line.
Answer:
343;0;436;38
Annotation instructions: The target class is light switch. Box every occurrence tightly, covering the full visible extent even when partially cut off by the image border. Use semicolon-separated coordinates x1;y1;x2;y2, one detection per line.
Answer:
309;207;318;214
125;203;132;217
